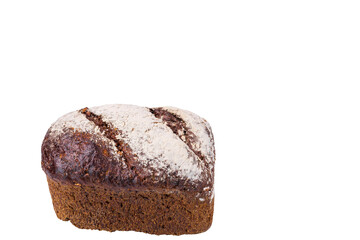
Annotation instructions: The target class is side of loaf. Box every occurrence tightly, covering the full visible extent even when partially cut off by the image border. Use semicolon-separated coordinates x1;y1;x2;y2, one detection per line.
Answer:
41;104;215;235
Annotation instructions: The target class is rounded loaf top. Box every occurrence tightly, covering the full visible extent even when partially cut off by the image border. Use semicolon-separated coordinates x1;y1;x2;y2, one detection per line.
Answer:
42;104;215;196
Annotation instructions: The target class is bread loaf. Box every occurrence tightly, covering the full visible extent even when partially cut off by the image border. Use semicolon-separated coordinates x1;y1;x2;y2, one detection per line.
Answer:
41;104;215;235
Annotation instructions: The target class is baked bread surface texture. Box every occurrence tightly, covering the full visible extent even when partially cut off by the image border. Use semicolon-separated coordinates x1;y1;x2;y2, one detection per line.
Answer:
41;104;215;235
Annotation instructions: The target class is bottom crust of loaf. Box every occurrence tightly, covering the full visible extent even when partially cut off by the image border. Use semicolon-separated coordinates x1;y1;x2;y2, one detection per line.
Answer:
47;177;214;235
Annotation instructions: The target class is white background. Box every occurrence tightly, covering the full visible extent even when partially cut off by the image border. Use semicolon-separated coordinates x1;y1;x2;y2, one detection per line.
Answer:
1;1;360;239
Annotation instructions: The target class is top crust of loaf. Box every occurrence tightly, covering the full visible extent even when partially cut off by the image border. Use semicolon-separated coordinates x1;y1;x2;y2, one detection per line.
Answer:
41;104;215;199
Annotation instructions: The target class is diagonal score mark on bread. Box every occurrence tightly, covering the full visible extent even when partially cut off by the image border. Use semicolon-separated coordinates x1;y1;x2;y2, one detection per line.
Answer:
148;107;208;168
79;107;140;178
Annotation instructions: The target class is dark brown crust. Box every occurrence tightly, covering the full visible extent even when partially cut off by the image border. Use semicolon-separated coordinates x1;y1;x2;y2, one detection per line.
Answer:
41;129;136;187
48;177;214;235
41;128;207;193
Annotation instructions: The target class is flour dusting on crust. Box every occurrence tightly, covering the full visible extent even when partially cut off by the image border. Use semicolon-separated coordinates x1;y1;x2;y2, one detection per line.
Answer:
89;104;203;181
161;106;216;195
49;111;119;160
161;106;215;166
47;105;215;189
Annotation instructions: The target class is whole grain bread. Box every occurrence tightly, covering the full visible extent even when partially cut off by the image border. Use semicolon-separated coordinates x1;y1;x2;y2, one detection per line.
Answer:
42;104;215;235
